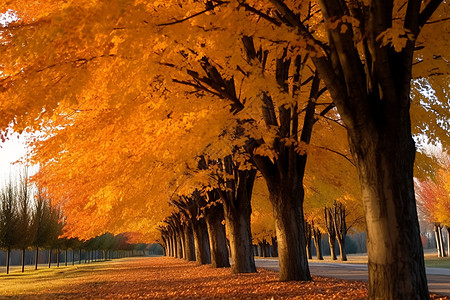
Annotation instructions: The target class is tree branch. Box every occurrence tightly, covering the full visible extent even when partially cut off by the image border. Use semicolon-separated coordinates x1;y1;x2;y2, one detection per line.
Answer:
317;145;355;166
419;0;444;28
157;1;228;26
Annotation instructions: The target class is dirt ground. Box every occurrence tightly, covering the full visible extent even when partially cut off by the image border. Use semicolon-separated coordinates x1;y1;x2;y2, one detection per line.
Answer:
0;256;448;299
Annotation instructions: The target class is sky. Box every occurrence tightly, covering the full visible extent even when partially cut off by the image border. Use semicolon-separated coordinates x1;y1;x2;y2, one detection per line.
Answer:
0;134;34;185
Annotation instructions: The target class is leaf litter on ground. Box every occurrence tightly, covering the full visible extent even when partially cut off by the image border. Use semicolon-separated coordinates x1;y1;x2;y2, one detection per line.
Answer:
0;256;448;299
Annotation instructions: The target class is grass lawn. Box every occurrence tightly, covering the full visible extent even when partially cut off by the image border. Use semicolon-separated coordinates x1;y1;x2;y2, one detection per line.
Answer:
424;254;450;269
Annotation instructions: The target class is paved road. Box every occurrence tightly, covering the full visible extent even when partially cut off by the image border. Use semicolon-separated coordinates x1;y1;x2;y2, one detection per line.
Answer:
255;258;450;297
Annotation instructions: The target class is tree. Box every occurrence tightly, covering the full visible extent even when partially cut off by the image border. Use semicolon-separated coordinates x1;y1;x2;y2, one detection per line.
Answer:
416;152;450;256
311;220;323;260
16;169;33;272
2;1;339;282
215;156;257;273
31;187;52;270
172;196;211;265
1;1;448;296
0;180;20;274
203;191;230;268
324;207;337;260
234;0;447;297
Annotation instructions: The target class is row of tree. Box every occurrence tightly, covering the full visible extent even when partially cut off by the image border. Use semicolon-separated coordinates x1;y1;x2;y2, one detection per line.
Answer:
158;167;360;272
0;171;61;273
0;172;149;274
1;0;448;298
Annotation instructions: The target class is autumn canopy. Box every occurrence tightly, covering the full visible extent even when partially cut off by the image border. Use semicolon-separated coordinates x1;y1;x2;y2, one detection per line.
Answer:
0;0;449;299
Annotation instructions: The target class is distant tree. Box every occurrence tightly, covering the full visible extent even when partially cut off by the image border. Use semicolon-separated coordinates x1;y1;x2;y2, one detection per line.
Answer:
324;207;337;260
45;201;63;268
0;179;20;274
416;155;450;257
30;187;52;270
15;169;33;272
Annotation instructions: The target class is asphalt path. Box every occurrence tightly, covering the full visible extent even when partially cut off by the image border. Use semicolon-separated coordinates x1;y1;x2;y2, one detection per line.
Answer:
255;258;450;297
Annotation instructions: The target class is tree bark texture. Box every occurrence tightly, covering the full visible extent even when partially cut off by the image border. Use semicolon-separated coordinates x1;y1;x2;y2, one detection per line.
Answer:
270;184;312;280
192;219;211;265
352;132;428;299
205;203;230;268
219;158;257;273
183;223;196;261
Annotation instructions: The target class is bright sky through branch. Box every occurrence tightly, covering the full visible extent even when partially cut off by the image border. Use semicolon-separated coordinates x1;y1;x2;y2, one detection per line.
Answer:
0;135;31;184
0;9;18;27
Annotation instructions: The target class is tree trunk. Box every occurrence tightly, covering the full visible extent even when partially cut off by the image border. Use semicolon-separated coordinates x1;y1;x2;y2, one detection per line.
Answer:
324;207;337;260
72;249;75;265
65;248;68;266
183;223;196;261
178;228;186;260
205;205;230;268
223;199;256;273
312;226;323;260
57;248;60;267
22;248;26;272
171;232;177;257
434;225;442;257
271;236;278;257
348;125;429;299
48;248;52;268
192;219;211;264
164;236;170;257
219;162;256;274
176;230;183;259
337;237;347;261
304;221;312;260
329;235;337;260
447;227;450;258
333;201;348;261
270;185;311;281
6;247;11;274
438;226;446;257
79;249;82;264
35;247;39;270
162;236;168;256
258;243;264;257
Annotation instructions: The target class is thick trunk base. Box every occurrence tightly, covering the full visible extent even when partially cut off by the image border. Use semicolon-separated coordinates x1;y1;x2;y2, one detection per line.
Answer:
206;210;230;268
271;189;311;281
224;210;256;273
